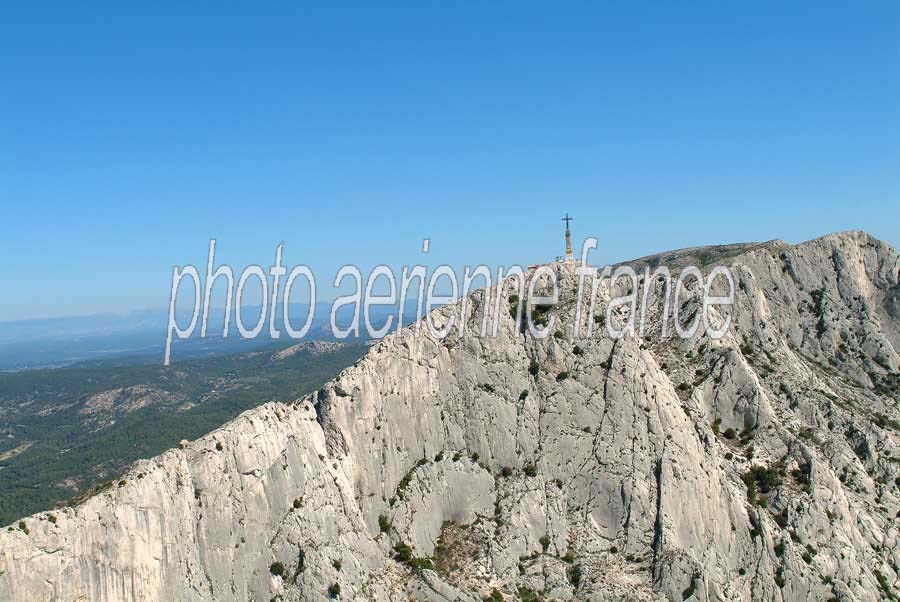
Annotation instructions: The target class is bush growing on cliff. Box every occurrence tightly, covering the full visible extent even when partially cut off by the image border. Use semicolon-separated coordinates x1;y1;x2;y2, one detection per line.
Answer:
567;563;583;587
393;542;414;563
269;562;285;577
517;586;543;602
743;465;781;503
393;541;433;571
484;589;505;602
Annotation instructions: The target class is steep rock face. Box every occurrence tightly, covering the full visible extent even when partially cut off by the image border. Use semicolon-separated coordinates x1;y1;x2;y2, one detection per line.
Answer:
2;231;899;602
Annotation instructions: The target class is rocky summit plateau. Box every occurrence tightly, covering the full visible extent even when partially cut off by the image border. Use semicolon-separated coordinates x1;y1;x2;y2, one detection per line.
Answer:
1;230;899;602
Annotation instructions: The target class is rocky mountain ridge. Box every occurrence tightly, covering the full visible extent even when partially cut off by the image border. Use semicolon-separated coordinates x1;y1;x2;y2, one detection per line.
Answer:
1;230;899;602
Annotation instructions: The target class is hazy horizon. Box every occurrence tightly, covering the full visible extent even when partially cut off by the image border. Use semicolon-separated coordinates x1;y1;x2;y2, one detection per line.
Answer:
4;228;898;324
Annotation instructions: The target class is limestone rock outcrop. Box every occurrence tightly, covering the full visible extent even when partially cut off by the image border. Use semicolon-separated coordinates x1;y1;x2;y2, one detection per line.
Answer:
2;231;899;602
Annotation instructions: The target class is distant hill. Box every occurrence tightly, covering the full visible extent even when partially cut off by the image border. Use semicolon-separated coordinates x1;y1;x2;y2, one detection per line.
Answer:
0;301;420;371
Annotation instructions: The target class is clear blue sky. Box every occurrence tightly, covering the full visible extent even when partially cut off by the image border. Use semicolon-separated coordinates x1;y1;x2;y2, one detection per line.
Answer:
2;2;898;320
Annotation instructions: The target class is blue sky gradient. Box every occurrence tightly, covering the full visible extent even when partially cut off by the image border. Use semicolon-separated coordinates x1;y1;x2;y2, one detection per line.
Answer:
2;2;898;320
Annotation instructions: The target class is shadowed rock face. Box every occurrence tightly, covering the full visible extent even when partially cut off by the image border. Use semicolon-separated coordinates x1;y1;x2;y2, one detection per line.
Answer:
2;231;899;602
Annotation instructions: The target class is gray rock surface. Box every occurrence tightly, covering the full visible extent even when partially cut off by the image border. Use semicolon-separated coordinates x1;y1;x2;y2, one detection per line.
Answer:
2;230;899;602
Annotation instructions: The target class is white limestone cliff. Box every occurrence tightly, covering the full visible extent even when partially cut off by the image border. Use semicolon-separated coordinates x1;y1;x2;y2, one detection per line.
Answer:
2;230;899;602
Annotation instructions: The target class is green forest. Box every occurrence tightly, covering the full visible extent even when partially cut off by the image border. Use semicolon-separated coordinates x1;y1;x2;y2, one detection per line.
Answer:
0;342;366;525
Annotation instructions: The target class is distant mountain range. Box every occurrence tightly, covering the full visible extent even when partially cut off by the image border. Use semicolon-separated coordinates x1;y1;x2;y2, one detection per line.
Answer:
0;301;421;371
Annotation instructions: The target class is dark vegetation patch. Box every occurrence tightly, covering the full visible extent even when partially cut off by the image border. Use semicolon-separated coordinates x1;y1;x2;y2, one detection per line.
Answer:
0;343;367;525
743;465;782;505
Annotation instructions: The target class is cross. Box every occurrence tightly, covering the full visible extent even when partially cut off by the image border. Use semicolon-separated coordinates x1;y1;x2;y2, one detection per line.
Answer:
561;213;573;231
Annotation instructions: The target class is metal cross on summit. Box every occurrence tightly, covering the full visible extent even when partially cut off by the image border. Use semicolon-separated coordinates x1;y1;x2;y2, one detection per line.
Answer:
562;213;574;261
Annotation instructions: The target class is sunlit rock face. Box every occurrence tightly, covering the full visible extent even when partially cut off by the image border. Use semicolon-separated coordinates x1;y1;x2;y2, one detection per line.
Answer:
2;230;899;602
